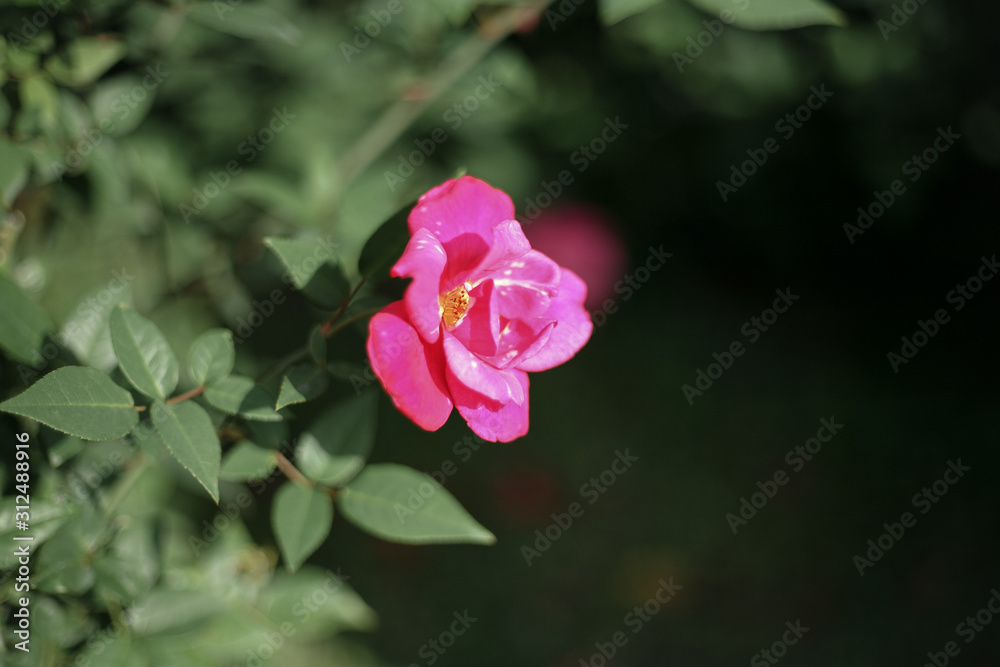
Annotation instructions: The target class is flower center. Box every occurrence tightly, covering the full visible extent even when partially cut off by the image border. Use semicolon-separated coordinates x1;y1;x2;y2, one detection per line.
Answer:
440;282;472;328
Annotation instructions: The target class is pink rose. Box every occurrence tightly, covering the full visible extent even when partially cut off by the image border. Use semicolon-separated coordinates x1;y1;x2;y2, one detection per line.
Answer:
367;176;593;442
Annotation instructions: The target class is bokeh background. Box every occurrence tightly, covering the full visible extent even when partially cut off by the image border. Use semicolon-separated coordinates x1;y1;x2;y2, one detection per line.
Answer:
2;0;999;665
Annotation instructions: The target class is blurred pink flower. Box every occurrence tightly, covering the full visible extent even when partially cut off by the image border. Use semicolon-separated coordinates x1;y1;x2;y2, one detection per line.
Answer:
367;176;592;442
522;205;627;310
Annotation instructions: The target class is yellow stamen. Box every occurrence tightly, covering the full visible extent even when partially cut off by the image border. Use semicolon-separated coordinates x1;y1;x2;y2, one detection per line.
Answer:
440;283;472;328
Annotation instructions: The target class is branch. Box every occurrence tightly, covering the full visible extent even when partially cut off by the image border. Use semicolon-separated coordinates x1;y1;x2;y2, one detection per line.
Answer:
335;0;553;188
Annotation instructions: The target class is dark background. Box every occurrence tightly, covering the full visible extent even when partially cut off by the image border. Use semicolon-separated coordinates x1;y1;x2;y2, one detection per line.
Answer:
334;1;1000;665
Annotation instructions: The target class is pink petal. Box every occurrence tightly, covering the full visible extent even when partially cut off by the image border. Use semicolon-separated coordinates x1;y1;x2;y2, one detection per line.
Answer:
444;220;531;290
448;280;499;358
448;368;529;443
481;316;556;370
442;329;521;405
390;227;447;344
367;301;452;431
515;269;593;372
491;250;561;319
408;175;516;245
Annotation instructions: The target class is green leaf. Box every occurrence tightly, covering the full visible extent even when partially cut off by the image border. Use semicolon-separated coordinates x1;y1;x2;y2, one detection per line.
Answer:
296;392;376;487
271;482;333;572
358;204;411;283
150;400;221;503
60;284;131;371
261;568;377;634
599;0;667;25
203;375;283;421
45;37;127;87
220;440;278;481
264;236;348;309
0;273;53;365
683;0;846;29
186;2;303;45
0;138;30;209
275;364;329;410
20;75;59;130
110;305;179;400
0;366;138;440
338;464;495;545
187;329;235;386
308;325;326;365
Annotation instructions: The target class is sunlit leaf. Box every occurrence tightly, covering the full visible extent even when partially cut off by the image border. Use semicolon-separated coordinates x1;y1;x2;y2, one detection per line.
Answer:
110;305;179;400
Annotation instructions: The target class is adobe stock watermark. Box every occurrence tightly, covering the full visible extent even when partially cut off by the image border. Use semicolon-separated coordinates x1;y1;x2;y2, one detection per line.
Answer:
521;116;629;220
577;577;682;667
231;235;339;345
716;84;833;202
750;620;810;667
4;0;70;53
886;254;997;372
853;459;971;576
921;588;1000;667
384;75;503;192
51;65;170;181
878;0;929;40
726;417;844;534
672;0;752;73
238;568;355;667
544;0;585;30
188;439;295;556
68;601;146;667
16;268;134;385
179;107;296;222
844;126;961;244
340;0;408;62
682;288;800;405
590;246;672;327
520;449;638;566
406;610;477;667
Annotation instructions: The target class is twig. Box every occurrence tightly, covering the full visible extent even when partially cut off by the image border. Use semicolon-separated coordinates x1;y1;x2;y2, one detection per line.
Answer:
335;0;553;188
275;451;312;488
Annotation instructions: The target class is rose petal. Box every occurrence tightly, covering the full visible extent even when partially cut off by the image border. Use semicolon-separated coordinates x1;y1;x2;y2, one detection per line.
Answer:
492;250;561;319
516;268;593;372
448;369;529;443
448;280;499;358
442;329;520;405
481;317;556;370
368;301;452;431
444;220;531;290
390;227;447;343
408;175;516;245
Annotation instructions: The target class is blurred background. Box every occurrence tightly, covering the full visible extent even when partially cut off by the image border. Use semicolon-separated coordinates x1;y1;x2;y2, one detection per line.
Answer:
2;0;999;664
